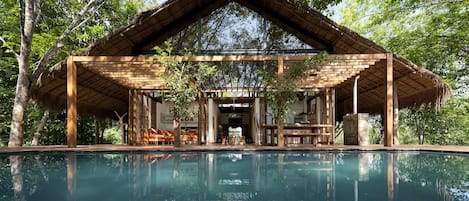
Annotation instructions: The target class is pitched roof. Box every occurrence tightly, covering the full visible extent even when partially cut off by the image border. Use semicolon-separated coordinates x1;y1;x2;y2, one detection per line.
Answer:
32;0;451;119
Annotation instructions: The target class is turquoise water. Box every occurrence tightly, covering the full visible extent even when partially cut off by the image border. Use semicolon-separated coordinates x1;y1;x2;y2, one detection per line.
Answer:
0;151;467;201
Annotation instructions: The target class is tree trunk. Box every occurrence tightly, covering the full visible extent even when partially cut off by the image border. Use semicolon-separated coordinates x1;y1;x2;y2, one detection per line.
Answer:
119;119;125;145
115;112;127;145
31;110;49;146
277;118;284;147
9;0;99;148
10;155;26;201
94;119;100;144
173;117;181;147
419;133;424;145
9;0;35;147
9;75;30;147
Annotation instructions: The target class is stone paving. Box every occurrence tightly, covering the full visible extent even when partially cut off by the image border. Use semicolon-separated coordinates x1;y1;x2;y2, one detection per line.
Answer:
1;144;468;154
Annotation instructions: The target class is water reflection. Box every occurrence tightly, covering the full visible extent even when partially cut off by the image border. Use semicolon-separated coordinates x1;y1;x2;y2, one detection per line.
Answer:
10;155;25;201
66;154;76;201
0;151;467;201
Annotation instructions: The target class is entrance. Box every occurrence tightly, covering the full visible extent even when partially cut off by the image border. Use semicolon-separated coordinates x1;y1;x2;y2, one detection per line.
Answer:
216;97;254;144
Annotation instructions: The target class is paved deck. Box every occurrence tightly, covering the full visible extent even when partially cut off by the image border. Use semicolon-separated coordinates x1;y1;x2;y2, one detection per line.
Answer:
1;144;468;154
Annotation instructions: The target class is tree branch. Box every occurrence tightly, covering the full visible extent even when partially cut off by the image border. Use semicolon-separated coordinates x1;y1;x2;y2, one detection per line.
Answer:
0;36;19;58
18;0;25;38
19;0;35;69
31;0;98;82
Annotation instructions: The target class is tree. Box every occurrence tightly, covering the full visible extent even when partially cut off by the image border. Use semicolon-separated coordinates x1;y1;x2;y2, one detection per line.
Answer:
154;42;216;147
2;0;143;147
30;109;48;146
336;0;468;145
114;111;127;145
7;0;99;147
262;54;326;147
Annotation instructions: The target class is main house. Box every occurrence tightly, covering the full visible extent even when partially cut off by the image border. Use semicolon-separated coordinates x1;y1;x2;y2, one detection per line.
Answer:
31;0;450;147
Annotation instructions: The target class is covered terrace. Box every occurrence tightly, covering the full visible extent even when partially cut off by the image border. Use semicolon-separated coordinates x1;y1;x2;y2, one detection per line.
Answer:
31;0;450;148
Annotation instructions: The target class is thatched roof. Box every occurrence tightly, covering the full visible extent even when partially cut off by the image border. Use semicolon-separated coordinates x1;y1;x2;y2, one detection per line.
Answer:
31;0;451;119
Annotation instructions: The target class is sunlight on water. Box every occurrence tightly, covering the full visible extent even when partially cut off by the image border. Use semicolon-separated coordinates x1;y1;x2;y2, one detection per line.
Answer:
0;151;467;201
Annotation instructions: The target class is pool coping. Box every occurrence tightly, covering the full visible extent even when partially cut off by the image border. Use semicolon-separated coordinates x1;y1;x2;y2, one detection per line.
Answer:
1;144;468;154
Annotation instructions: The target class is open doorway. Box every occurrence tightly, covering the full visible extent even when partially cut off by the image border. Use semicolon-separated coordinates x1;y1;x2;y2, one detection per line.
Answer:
216;98;254;144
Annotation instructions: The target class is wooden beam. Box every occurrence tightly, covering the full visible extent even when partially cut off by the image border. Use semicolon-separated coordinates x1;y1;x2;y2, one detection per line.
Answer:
87;67;165;73
72;54;387;63
287;60;377;66
384;53;394;147
313;65;371;70
67;56;77;148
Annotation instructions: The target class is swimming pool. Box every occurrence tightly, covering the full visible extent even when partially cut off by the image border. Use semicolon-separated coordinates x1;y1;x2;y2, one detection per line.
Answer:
0;151;467;201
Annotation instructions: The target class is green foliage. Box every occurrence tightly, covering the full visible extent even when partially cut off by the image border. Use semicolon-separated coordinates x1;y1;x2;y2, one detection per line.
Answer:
399;95;469;145
0;0;143;146
303;0;342;13
154;42;217;121
368;117;383;144
338;0;468;91
336;0;468;145
262;53;327;122
103;127;122;144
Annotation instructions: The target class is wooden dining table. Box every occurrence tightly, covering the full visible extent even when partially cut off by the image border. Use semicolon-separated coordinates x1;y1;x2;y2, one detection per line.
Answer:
262;124;333;145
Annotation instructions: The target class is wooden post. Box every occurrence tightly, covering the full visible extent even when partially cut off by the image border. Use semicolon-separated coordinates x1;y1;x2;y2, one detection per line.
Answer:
203;96;208;144
325;88;330;144
138;92;144;145
151;100;157;129
207;98;214;144
127;90;132;145
198;92;203;145
132;90;137;145
384;53;394;147
393;83;400;145
277;56;284;147
316;96;322;128
254;98;261;145
67;56;77;148
331;88;336;145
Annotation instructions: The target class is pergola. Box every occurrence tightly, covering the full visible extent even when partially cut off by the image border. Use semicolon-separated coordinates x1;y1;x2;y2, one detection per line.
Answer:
32;0;450;148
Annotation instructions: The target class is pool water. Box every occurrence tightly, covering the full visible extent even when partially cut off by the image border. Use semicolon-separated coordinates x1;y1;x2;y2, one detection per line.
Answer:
0;151;467;201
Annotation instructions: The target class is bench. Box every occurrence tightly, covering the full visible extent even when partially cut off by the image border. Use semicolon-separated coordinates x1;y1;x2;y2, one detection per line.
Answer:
263;124;333;145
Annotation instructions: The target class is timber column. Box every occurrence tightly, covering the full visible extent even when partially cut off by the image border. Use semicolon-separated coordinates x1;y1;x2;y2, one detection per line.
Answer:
277;56;284;147
384;53;394;147
67;56;77;148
